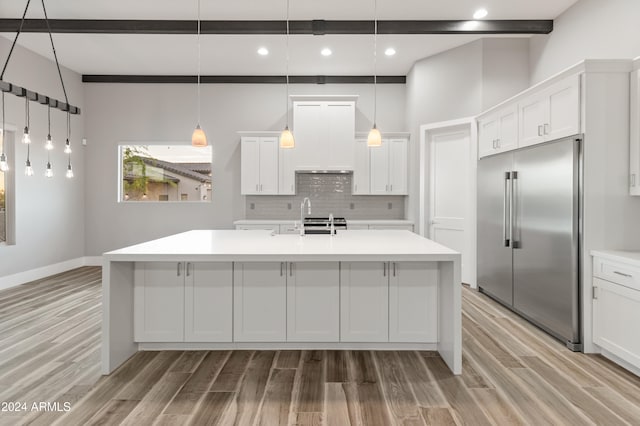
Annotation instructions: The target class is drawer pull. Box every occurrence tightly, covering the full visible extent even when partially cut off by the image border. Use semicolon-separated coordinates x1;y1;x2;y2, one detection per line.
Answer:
613;271;633;278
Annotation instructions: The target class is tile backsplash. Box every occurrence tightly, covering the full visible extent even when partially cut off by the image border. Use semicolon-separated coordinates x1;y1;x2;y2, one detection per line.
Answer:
245;173;405;219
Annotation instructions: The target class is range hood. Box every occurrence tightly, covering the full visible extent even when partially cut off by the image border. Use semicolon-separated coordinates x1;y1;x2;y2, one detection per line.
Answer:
295;170;353;174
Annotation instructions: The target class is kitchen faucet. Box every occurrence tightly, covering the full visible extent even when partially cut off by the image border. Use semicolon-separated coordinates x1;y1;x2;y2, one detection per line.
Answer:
300;197;311;236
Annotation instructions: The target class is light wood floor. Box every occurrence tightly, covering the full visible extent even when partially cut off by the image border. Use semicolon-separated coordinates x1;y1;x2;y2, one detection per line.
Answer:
0;267;639;425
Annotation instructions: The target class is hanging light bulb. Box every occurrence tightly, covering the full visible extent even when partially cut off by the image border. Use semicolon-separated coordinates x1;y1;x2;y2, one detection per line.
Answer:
66;163;74;178
191;0;208;147
45;104;54;150
280;0;295;149
45;161;53;178
368;0;382;147
64;138;71;154
22;97;31;144
25;158;34;176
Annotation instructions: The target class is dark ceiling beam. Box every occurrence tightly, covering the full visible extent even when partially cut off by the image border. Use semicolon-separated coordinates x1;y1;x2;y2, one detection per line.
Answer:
81;75;407;84
0;19;553;35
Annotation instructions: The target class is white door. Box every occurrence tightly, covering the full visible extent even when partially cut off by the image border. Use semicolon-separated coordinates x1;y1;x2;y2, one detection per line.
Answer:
388;138;408;194
369;142;389;195
545;75;580;141
352;139;370;194
293;102;325;169
134;262;184;342
287;262;340;342
240;137;260;195
340;262;389;342
184;262;233;342
518;93;547;148
326;102;355;169
389;262;438;342
258;137;279;194
234;262;286;342
429;128;471;284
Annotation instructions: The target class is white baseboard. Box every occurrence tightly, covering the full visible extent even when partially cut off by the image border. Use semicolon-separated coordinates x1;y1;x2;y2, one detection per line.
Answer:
0;256;103;291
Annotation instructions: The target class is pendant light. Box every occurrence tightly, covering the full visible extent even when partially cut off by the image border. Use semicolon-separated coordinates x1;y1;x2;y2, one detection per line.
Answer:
367;0;382;147
22;97;31;144
191;0;207;147
65;111;73;178
279;0;295;149
0;92;7;172
45;104;53;150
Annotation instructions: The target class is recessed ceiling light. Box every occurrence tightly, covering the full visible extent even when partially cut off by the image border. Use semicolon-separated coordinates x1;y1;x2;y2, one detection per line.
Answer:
321;48;332;57
385;47;396;56
257;47;269;56
473;8;488;19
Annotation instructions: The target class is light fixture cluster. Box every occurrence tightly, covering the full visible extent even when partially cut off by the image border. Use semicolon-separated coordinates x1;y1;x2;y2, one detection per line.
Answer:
0;0;77;179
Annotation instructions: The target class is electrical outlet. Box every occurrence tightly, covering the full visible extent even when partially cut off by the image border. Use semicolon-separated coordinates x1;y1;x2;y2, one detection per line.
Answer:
250;203;255;210
287;203;292;210
82;138;87;146
350;203;355;210
388;202;392;210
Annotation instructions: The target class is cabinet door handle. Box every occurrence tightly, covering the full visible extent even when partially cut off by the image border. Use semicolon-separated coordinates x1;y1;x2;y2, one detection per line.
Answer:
592;286;598;300
177;262;182;277
260;184;263;192
631;174;636;187
393;262;396;277
390;184;393;192
544;123;549;135
290;262;294;276
280;262;284;276
497;138;501;148
383;262;387;276
613;271;633;278
186;262;191;277
538;125;543;136
255;184;259;191
492;140;496;149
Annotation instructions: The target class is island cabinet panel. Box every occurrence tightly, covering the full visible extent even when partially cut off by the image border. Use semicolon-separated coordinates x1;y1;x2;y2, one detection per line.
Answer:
134;262;185;342
286;262;340;342
234;262;287;342
389;262;439;342
184;262;233;342
340;262;389;342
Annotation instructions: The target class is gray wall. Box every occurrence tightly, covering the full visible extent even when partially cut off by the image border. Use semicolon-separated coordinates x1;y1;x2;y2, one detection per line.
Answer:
530;0;640;83
84;83;406;255
0;37;85;278
404;39;530;227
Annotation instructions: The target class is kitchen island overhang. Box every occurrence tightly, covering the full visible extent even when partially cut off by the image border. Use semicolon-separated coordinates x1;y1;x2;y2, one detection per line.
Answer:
102;230;461;374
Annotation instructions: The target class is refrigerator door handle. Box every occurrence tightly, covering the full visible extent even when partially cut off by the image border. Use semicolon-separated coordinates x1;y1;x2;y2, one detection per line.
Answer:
511;171;520;248
503;171;511;247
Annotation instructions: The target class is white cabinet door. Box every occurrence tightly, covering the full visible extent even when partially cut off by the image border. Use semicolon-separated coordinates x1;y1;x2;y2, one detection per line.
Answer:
184;262;232;342
478;115;499;158
258;137;279;194
388;138;408;194
352;139;369;194
134;262;184;342
389;262;438;342
326;102;356;169
545;74;580;141
340;262;389;342
369;142;389;195
631;69;640;196
279;145;296;195
496;105;518;153
293;103;325;170
593;278;640;368
241;137;260;195
519;93;547;148
234;262;287;342
287;262;340;342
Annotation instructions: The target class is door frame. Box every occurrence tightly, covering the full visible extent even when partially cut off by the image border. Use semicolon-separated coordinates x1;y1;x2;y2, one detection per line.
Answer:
419;117;477;287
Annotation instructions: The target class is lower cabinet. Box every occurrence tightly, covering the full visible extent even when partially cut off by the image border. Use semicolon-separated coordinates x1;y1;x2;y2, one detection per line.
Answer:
287;262;340;342
340;262;389;342
134;262;232;342
234;262;287;342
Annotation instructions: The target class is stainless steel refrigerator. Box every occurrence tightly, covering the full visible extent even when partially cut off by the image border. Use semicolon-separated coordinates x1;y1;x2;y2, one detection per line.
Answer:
478;136;581;350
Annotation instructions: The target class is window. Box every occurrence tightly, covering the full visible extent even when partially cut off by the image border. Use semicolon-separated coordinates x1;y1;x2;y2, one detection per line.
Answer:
119;144;212;202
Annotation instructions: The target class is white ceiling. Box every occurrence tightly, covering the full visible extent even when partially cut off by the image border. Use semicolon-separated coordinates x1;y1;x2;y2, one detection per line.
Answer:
0;0;579;76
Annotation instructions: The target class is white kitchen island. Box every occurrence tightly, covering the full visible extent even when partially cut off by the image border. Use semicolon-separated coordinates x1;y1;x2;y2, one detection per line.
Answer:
102;230;462;375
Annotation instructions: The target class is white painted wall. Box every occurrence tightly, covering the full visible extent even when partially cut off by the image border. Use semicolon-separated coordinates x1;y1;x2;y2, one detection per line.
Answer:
83;83;406;255
0;37;85;279
530;0;640;83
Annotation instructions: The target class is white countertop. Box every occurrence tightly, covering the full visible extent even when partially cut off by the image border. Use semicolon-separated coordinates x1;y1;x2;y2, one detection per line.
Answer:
104;229;458;262
233;219;414;225
591;250;640;267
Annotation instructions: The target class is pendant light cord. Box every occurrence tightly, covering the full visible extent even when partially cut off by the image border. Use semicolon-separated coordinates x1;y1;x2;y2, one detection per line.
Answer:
47;104;51;163
2;92;5;150
41;0;69;107
197;0;202;125
285;0;290;128
373;0;377;127
25;96;30;128
0;0;32;81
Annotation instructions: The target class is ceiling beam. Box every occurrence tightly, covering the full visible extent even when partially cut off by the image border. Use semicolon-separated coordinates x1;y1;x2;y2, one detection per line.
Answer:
81;75;407;84
0;19;553;35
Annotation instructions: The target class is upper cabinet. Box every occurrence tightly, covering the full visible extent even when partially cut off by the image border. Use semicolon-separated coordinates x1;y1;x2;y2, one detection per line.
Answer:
352;139;370;195
292;96;357;170
631;63;640;196
370;137;409;195
477;73;580;159
240;135;279;195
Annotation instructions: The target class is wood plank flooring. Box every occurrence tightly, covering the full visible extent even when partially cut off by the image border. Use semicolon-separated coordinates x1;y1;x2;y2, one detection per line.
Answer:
0;267;639;425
